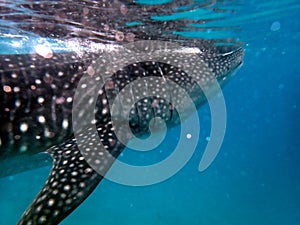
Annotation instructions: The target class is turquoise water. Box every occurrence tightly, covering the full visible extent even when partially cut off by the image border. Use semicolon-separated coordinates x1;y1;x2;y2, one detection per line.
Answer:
0;0;299;224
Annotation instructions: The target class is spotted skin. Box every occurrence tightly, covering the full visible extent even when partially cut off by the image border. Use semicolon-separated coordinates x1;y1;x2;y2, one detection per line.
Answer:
0;52;88;160
17;122;125;225
0;45;243;224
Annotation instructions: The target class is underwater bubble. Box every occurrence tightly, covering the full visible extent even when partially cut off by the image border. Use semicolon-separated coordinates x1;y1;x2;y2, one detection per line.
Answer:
270;21;281;31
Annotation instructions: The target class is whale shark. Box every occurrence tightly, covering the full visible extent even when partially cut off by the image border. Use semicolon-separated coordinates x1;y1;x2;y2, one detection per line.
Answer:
0;0;244;224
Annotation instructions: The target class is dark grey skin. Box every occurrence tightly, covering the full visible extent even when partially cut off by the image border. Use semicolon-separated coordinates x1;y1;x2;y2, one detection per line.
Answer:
0;1;244;224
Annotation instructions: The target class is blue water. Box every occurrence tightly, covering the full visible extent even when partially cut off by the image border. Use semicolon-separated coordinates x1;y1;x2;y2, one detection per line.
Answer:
0;0;299;224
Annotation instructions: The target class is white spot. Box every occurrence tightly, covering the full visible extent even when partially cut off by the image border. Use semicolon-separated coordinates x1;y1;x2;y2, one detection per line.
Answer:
35;79;42;84
39;215;47;223
66;97;73;103
15;100;21;107
102;98;107;105
85;168;92;173
186;133;192;139
38;115;46;123
36;205;43;213
20;123;28;132
102;108;108;115
64;185;71;191
48;199;55;206
37;97;45;104
13;87;20;92
62;119;69;129
71;171;78;176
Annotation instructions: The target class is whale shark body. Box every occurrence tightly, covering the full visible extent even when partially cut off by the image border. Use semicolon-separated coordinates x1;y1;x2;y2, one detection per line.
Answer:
0;1;244;224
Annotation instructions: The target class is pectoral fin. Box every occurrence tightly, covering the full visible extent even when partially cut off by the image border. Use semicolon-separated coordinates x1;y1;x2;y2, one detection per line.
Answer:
17;122;125;225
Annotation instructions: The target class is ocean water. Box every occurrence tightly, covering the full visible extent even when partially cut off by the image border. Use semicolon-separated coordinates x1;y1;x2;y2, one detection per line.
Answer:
0;0;299;225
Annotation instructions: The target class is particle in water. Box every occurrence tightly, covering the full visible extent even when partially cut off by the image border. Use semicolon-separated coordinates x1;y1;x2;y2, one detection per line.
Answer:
270;21;281;31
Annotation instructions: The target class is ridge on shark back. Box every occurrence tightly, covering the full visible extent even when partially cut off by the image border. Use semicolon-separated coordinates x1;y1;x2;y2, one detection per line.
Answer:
0;1;244;224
